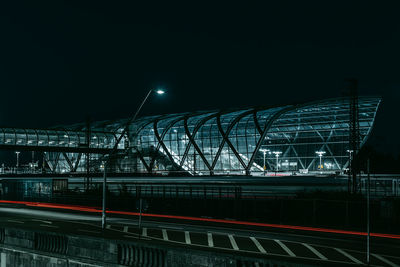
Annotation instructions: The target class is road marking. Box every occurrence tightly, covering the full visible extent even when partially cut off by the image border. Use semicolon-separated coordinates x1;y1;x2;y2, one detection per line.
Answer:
250;237;266;254
185;231;191;244
158;225;183;230
302;243;327;260
207;233;214;247
78;229;100;234
228;235;239;250
123;226;128;232
275;240;296;257
32;219;52;224
40;224;58;229
162;229;168;241
334;248;362;264
142;227;147;237
106;225;111;229
7;219;23;224
211;231;229;235
372;254;399;267
1;253;5;267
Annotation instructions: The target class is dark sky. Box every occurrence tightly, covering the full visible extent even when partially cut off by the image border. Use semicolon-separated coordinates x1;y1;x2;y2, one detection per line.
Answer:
0;1;399;156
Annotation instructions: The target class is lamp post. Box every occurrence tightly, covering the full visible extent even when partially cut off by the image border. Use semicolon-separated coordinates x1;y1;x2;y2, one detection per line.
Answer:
346;149;354;191
101;160;106;229
366;158;370;265
272;151;282;176
102;89;166;230
259;149;269;175
346;149;353;172
15;151;20;173
315;151;326;171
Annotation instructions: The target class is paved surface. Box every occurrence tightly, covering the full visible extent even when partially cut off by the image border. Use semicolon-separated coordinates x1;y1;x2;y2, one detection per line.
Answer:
104;224;399;266
0;203;399;266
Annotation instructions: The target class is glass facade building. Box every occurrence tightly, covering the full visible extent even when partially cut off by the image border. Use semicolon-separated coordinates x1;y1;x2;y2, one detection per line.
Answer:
41;96;380;175
0;128;118;151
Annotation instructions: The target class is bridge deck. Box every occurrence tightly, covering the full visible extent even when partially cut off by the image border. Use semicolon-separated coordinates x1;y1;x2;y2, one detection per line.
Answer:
0;127;123;153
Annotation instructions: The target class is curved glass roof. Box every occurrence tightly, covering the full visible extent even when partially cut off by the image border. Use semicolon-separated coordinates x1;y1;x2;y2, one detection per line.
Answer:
122;96;381;175
25;96;381;175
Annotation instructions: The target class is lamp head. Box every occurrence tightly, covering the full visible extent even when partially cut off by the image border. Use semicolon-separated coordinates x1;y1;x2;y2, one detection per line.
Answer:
272;151;282;156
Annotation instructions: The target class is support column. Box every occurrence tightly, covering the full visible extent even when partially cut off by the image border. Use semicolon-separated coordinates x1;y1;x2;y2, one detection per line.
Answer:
86;117;91;191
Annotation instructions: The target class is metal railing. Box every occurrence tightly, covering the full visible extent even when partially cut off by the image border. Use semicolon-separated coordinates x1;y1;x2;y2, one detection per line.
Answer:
360;175;400;197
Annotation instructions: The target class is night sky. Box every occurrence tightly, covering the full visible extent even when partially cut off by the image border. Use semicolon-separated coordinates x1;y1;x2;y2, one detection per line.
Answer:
0;1;399;163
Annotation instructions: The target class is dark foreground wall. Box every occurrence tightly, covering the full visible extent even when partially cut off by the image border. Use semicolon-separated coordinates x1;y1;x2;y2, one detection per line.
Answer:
0;226;350;267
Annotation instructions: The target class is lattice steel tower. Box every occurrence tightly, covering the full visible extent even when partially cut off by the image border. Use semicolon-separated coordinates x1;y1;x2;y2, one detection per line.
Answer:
345;79;360;193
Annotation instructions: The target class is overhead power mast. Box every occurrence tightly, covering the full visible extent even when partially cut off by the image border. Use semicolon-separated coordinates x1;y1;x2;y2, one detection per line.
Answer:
86;117;91;191
344;79;360;194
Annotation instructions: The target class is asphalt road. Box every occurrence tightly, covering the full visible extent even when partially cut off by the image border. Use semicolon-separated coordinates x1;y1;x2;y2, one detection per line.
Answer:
0;202;399;266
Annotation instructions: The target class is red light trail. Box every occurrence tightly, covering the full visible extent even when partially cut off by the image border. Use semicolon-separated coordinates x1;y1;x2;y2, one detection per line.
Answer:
1;200;399;240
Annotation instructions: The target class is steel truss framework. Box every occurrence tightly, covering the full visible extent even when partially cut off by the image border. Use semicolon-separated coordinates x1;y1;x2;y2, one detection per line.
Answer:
0;127;123;173
0;128;120;153
44;96;380;175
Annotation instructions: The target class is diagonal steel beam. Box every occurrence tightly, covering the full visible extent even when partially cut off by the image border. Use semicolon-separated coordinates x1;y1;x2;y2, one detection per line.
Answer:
246;106;295;174
180;112;217;168
62;152;74;172
72;153;82;172
149;115;186;171
132;147;151;172
253;110;263;135
211;109;254;171
183;115;213;173
153;119;180;171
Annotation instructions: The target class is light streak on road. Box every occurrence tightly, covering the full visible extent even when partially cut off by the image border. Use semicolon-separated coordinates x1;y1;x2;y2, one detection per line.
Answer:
1;200;400;240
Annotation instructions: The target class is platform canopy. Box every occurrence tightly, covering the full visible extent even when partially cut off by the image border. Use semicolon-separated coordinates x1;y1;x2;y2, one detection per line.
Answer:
0;96;381;175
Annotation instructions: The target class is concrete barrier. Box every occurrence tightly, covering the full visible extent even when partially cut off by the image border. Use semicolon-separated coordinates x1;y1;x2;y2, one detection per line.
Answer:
0;226;353;267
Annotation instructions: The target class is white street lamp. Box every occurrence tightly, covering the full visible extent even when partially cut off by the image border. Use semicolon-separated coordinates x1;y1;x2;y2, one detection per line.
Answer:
346;149;354;176
102;88;166;230
346;150;353;160
272;151;282;175
260;149;270;175
315;151;326;171
15;151;20;172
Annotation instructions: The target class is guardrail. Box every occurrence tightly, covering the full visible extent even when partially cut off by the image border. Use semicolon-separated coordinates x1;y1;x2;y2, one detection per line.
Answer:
360;177;400;197
0;226;346;267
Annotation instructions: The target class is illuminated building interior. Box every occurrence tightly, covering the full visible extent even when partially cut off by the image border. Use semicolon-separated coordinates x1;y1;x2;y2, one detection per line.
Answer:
1;97;381;176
